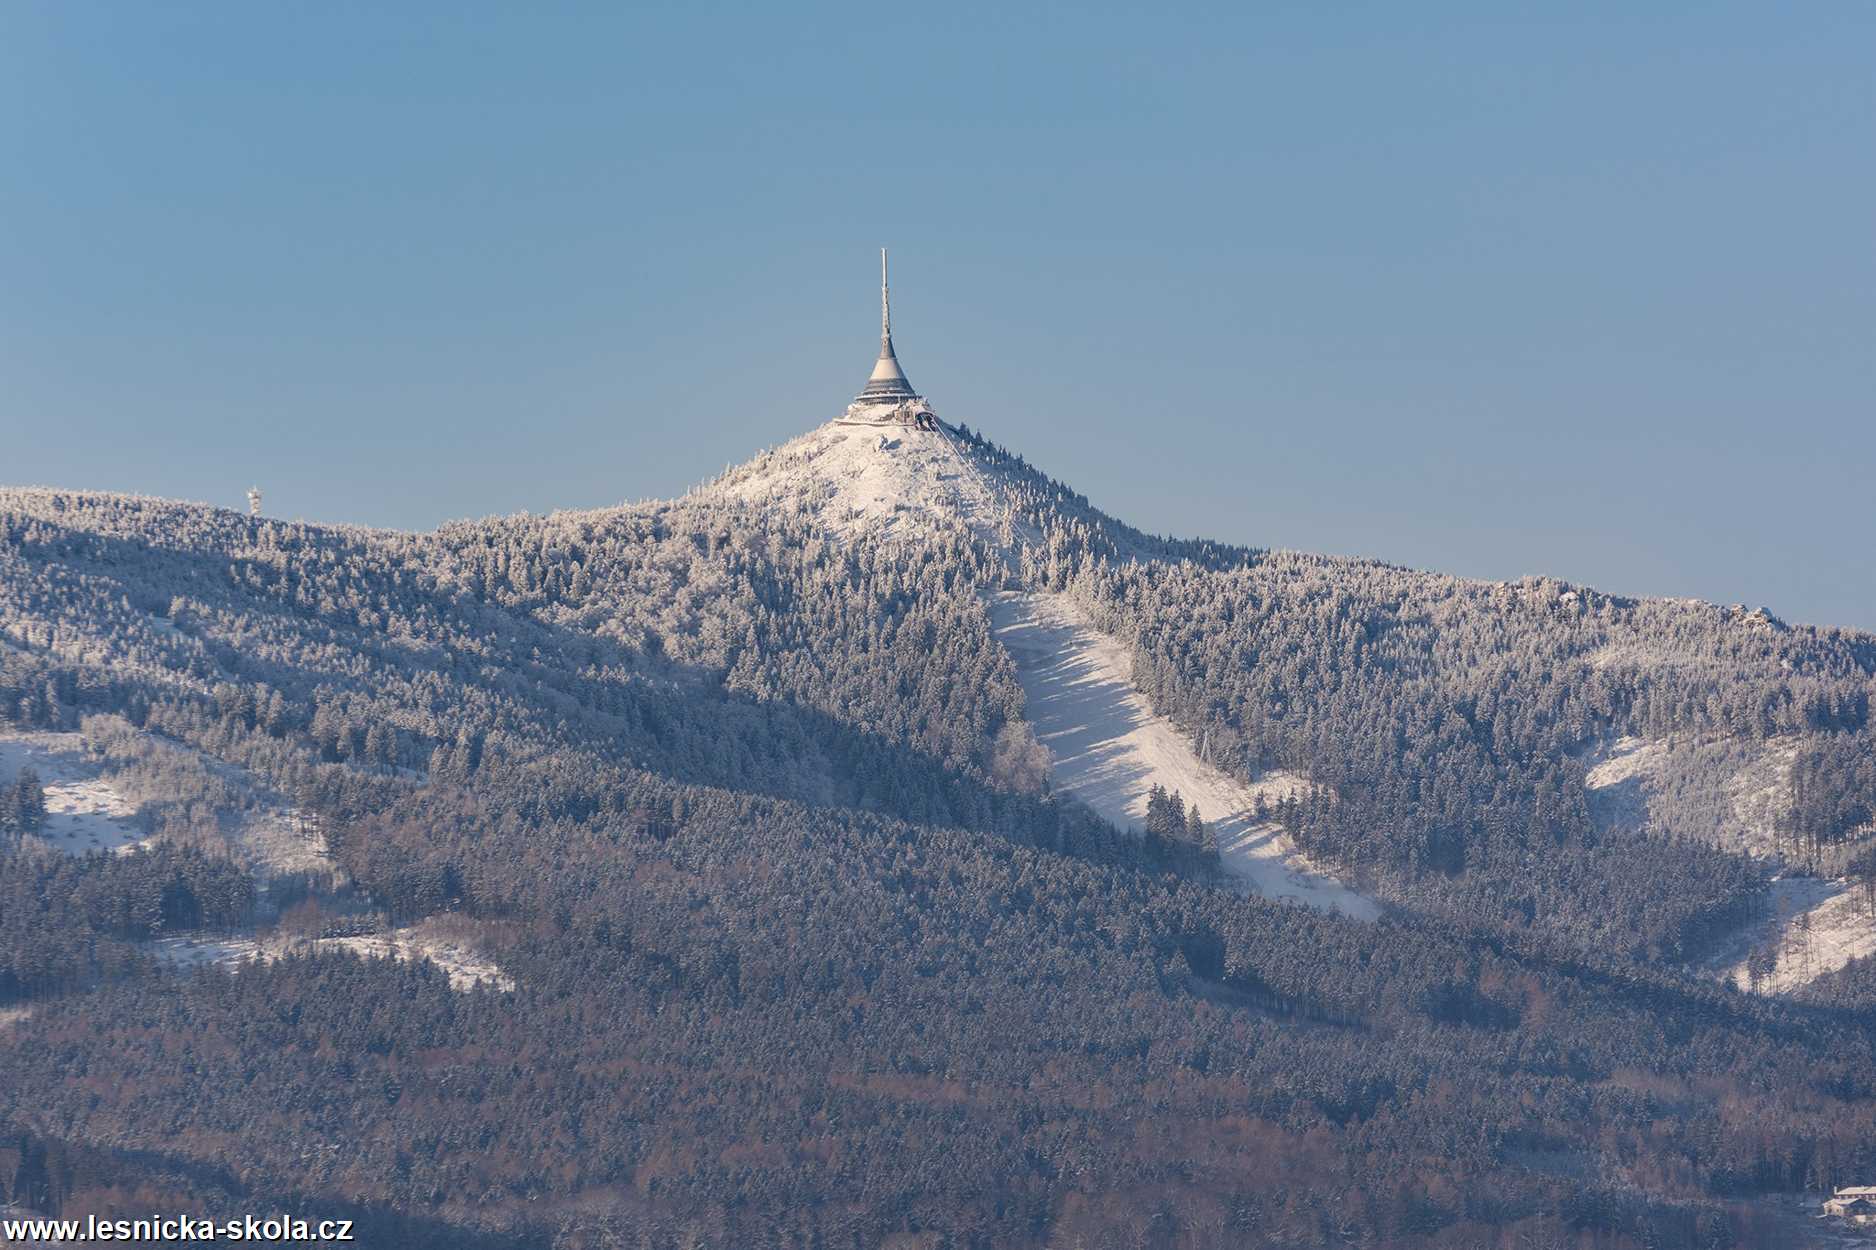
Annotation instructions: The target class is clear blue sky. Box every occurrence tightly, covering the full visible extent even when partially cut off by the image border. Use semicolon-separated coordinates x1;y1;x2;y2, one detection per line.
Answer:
5;3;1872;628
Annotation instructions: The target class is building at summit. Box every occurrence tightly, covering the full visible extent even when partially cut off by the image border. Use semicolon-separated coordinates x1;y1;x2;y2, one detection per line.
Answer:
846;249;939;428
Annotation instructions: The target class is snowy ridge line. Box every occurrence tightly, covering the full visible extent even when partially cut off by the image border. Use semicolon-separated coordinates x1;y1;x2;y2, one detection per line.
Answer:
0;484;409;541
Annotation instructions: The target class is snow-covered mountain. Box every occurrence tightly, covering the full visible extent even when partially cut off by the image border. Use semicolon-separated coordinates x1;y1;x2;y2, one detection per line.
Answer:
683;416;1377;913
9;404;1870;980
689;411;1870;960
6;403;1876;1247
697;418;1020;544
685;413;1221;570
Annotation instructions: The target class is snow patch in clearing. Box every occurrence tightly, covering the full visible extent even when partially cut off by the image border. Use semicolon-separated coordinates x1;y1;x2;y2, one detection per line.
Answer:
1589;734;1864;989
148;921;512;993
1582;733;1798;857
146;934;264;969
990;591;1375;920
1584;736;1668;792
0;732;150;855
1720;880;1876;995
233;807;334;882
321;924;514;992
192;750;336;882
2;727;333;876
1583;736;1667;833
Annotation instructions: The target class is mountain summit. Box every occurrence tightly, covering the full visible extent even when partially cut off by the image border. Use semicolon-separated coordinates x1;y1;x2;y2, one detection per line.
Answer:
696;250;1023;541
698;418;1013;543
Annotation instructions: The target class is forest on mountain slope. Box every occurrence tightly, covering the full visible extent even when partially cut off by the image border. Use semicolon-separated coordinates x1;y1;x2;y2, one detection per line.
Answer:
1;458;1874;1247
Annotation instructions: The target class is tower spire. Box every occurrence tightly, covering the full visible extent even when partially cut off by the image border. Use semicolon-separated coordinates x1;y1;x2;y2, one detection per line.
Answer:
855;246;918;406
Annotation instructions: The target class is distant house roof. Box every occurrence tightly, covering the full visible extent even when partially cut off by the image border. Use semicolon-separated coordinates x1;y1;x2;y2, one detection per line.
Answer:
1834;1186;1876;1197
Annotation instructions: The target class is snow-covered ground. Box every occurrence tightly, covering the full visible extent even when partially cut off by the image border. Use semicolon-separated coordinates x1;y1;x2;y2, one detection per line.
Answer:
1583;735;1669;832
146;934;264;969
1581;733;1873;993
231;806;333;881
0;727;332;879
148;918;512;992
2;722;480;991
990;591;1376;920
706;417;1371;920
0;732;149;854
323;923;514;991
1715;879;1876;995
1583;733;1799;856
699;418;1022;548
191;751;335;881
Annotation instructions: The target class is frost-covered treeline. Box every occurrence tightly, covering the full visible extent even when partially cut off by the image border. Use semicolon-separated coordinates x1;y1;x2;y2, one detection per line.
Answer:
0;487;1048;828
4;476;1876;1247
949;433;1876;961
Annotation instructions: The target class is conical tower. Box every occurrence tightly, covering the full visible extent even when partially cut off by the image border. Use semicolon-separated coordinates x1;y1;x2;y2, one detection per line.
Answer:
854;248;920;406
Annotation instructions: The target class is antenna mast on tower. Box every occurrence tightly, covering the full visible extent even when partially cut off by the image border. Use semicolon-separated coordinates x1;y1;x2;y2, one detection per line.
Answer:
881;247;891;342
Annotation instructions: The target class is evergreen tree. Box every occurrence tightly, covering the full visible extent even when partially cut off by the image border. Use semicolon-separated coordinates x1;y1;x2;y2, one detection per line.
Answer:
1189;801;1216;859
1144;784;1172;839
262;690;290;737
365;722;396;772
12;768;45;835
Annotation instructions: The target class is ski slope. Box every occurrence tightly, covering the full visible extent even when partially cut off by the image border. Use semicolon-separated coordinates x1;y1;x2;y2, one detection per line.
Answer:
990;591;1376;920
